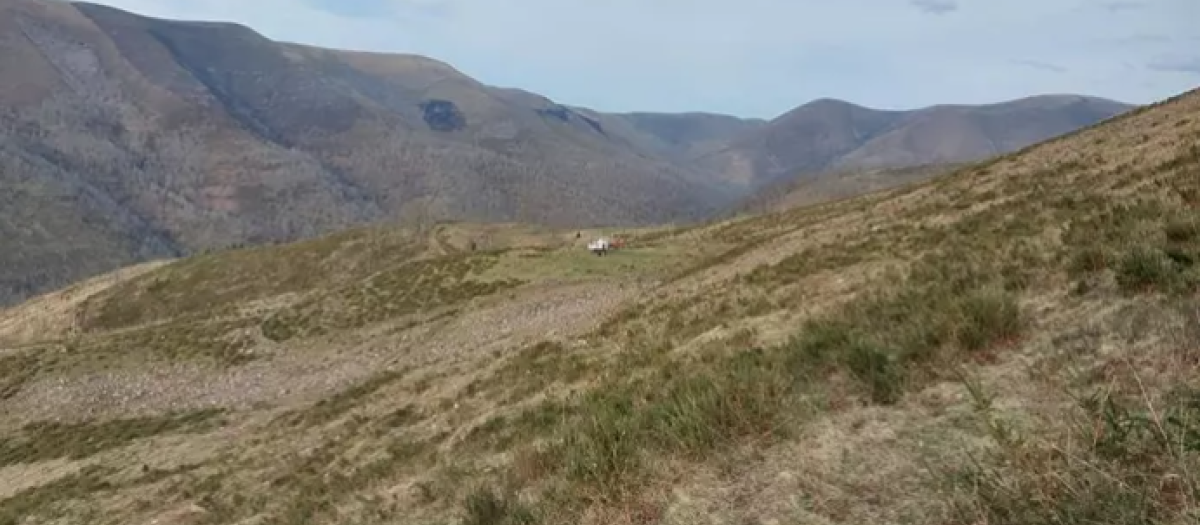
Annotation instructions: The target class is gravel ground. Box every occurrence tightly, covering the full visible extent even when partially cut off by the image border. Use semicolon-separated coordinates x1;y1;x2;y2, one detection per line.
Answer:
2;280;646;424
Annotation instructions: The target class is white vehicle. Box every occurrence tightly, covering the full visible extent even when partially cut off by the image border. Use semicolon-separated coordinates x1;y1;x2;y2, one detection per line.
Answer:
587;238;611;256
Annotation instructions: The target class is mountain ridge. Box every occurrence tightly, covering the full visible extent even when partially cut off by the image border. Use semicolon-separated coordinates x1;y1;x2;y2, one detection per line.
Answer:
697;93;1134;189
0;0;1134;307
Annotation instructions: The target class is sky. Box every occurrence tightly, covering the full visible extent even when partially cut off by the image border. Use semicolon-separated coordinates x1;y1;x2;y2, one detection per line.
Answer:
86;0;1200;119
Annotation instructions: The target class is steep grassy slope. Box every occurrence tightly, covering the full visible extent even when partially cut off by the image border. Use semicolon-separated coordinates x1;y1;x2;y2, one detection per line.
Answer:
2;86;1197;524
730;162;969;215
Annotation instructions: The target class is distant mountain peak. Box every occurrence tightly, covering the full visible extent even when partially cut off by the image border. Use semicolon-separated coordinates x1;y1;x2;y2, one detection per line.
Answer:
699;93;1135;190
801;97;855;107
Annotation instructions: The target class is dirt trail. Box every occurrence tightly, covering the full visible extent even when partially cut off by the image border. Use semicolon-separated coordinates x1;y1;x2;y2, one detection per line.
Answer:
406;281;643;364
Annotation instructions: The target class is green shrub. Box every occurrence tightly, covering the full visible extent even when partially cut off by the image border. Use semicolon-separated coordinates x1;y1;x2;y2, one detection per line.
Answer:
842;340;904;404
950;387;1200;525
783;280;1022;404
540;348;796;496
785;318;856;370
954;289;1023;351
1164;218;1199;243
1068;246;1110;276
559;389;643;490
461;488;538;525
643;349;792;455
1163;246;1196;268
1116;246;1178;292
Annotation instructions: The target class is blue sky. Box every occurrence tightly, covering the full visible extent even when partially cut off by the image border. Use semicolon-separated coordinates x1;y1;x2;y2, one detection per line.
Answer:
89;0;1199;119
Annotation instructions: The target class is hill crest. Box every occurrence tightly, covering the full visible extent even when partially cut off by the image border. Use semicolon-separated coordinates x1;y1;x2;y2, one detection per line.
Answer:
701;92;1133;189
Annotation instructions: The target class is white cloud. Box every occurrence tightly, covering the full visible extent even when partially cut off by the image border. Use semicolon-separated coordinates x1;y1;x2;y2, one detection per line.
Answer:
910;0;959;15
83;0;1200;118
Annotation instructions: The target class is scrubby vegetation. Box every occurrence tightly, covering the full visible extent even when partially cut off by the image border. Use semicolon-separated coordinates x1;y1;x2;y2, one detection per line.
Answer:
418;92;1200;523
260;254;525;342
0;409;225;466
950;381;1200;525
0;351;38;400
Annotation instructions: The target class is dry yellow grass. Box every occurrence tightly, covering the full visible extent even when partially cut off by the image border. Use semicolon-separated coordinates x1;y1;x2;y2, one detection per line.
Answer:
1;88;1198;525
0;260;171;348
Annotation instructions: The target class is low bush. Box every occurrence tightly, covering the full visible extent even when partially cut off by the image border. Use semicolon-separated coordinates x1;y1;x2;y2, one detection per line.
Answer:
785;279;1023;404
1117;246;1188;293
461;487;538;525
0;409;225;466
949;386;1200;525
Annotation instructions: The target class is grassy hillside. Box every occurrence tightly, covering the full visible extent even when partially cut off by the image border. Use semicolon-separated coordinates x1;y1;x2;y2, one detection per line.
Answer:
1;85;1196;524
730;162;969;215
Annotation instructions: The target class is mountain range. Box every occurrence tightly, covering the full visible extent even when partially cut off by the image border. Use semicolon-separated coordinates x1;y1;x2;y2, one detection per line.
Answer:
0;0;1135;305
